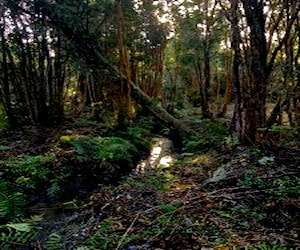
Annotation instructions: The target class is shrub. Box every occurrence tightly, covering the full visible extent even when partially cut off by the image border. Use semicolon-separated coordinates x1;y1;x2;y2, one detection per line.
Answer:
0;153;71;204
182;136;214;153
117;126;152;153
2;154;56;191
182;120;231;154
61;135;138;165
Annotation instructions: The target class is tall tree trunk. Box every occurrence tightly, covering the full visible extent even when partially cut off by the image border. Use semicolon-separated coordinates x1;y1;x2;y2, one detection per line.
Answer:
116;0;132;127
200;49;213;118
240;0;267;145
0;19;15;126
293;19;300;125
199;0;213;119
230;0;243;140
220;58;232;117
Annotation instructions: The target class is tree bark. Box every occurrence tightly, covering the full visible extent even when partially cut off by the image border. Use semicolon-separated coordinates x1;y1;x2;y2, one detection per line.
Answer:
229;0;242;136
240;0;268;145
0;20;14;125
130;82;195;136
116;0;133;127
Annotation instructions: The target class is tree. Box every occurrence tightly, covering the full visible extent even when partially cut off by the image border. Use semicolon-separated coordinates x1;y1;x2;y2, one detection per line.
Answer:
170;0;228;117
0;0;69;126
219;0;299;145
30;0;194;135
238;0;268;145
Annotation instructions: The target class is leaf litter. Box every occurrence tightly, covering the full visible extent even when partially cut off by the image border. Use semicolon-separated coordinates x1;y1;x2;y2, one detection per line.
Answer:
1;123;300;249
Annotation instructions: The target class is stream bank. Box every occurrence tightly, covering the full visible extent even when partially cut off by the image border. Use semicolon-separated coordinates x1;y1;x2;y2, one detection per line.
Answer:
1;117;300;249
32;136;178;249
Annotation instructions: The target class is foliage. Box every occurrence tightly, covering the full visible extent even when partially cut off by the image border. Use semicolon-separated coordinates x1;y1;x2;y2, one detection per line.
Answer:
206;121;229;136
0;181;27;220
117;126;152;153
71;119;101;129
183;136;213;153
0;152;74;215
45;233;63;250
182;119;230;153
61;135;138;164
83;202;182;250
256;243;287;250
133;115;156;132
265;124;300;147
156;202;182;213
0;145;10;151
5;154;55;187
237;173;268;189
271;176;300;197
84;217;118;250
0;153;68;199
0;112;10;132
127;172;169;192
0;215;42;249
238;173;300;197
0;133;143;223
224;134;239;148
141;174;169;192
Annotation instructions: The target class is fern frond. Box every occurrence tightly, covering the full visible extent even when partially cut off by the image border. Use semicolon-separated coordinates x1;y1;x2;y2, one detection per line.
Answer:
0;220;40;248
45;232;62;250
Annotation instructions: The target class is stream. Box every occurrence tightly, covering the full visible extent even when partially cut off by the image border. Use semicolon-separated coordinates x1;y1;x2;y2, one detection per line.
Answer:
33;136;177;248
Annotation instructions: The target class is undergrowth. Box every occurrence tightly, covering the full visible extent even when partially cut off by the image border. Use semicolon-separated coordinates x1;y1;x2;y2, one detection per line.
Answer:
0;130;148;234
182;119;233;154
0;215;43;249
81;202;183;250
61;135;139;165
2;115;300;249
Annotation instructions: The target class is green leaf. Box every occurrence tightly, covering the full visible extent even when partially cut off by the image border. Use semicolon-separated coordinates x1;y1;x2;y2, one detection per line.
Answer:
213;210;232;218
6;223;31;232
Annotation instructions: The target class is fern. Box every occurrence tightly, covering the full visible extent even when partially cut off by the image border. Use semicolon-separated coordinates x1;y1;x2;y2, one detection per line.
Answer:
45;232;62;250
0;181;27;219
6;153;56;174
0;218;41;249
47;181;61;199
125;127;152;150
63;135;138;164
2;154;55;192
99;137;138;163
256;243;287;250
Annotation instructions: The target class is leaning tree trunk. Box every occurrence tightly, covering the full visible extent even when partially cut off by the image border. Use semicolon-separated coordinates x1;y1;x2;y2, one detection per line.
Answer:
36;0;194;137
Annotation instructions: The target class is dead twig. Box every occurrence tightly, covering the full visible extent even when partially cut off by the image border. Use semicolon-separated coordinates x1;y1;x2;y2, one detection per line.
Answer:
115;213;140;250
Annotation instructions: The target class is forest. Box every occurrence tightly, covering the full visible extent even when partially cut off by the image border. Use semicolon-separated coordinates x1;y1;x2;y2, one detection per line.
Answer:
0;0;299;249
